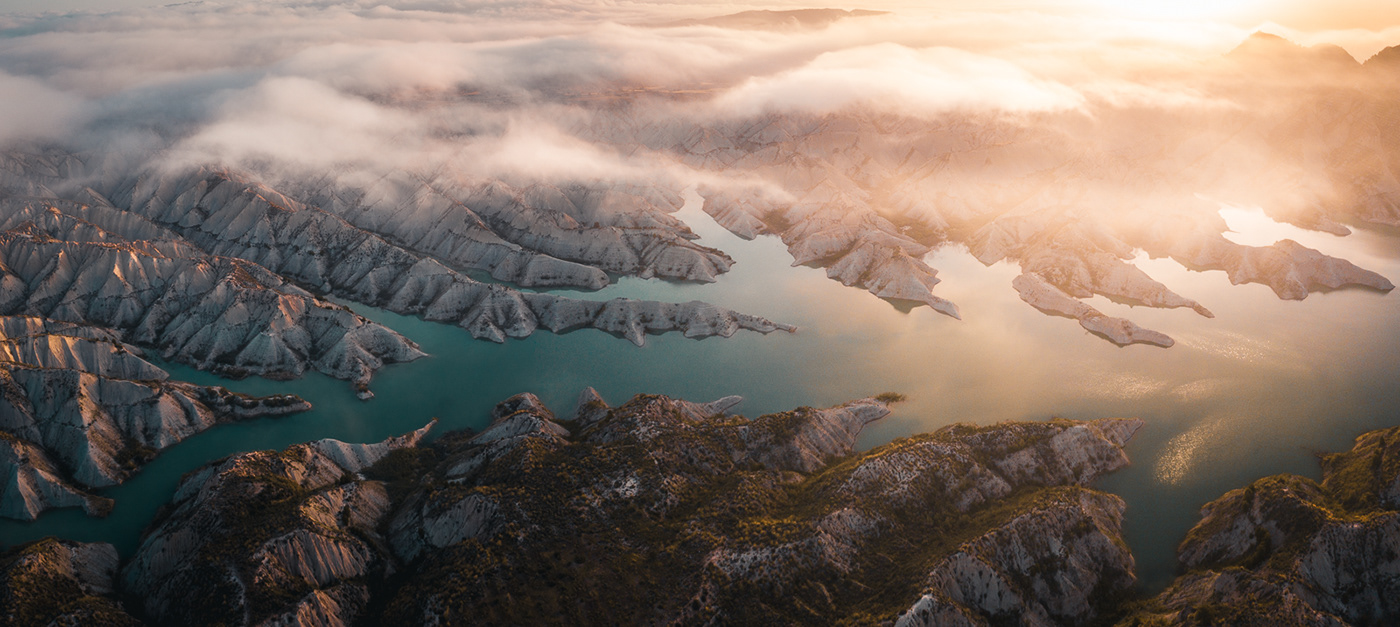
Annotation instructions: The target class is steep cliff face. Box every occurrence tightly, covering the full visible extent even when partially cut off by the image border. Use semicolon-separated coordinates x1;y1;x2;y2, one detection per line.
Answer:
0;538;140;626
0;316;311;521
380;391;1142;625
1121;427;1400;627
119;422;434;626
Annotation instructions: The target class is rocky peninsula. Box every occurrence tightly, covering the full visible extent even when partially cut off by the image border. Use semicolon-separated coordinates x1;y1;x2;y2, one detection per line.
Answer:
0;315;311;521
2;390;1146;625
1121;427;1400;626
5;391;1399;625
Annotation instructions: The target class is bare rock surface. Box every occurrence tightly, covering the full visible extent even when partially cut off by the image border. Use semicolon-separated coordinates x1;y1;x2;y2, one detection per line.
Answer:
0;200;426;387
1013;273;1175;347
10;389;1154;626
569;38;1400;345
379;391;1142;625
3;31;1399;351
0;538;140;626
0;317;311;521
119;423;434;627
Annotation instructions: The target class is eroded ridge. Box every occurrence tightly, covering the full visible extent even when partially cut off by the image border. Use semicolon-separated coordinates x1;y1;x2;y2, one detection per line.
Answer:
27;390;1150;625
0;315;311;521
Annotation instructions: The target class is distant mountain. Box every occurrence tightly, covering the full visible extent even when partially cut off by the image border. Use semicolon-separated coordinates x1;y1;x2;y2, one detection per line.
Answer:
1366;45;1400;70
659;8;888;30
1225;31;1360;69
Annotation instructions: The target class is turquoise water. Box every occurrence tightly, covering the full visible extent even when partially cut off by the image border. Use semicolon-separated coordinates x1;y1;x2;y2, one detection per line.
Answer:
2;191;1397;594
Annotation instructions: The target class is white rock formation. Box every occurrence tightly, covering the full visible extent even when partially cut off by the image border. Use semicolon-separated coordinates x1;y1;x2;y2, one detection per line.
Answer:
0;434;111;521
0;317;312;520
736;397;892;473
1;191;793;396
0;222;426;386
1013;273;1175;347
702;185;961;319
576;63;1398;346
1137;213;1396;300
309;419;436;474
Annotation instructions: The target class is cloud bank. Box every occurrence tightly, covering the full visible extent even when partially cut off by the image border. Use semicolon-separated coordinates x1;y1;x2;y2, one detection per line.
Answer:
0;0;1393;213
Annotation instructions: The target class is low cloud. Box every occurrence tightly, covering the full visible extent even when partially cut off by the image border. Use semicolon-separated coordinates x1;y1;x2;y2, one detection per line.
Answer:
167;76;426;173
0;0;1392;219
0;71;87;145
714;43;1086;117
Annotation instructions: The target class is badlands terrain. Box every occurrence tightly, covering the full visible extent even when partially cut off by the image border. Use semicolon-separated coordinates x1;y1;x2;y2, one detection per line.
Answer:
1;29;1396;518
0;2;1398;625
6;389;1400;625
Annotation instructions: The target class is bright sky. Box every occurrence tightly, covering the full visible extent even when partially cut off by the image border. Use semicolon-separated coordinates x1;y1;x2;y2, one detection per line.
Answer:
4;0;1400;32
1096;0;1400;29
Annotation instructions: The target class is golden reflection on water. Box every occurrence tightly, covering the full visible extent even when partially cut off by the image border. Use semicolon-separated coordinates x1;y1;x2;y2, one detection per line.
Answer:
1172;330;1299;367
1169;378;1229;402
1154;416;1228;485
1086;372;1170;400
1219;205;1350;255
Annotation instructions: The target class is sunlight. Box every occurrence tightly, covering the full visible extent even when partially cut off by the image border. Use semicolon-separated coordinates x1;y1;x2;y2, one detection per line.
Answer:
1090;0;1274;22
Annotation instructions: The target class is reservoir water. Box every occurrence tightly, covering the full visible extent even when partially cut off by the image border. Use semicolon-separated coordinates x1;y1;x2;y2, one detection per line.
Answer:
3;190;1398;593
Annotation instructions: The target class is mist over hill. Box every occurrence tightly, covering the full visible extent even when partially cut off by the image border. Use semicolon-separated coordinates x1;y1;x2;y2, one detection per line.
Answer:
1;3;1400;624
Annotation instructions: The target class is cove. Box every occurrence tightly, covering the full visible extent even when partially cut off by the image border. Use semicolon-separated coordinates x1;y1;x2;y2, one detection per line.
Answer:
2;192;1398;594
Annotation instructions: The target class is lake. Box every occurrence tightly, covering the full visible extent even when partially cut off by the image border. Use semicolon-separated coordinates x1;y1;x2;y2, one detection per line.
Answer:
3;190;1397;593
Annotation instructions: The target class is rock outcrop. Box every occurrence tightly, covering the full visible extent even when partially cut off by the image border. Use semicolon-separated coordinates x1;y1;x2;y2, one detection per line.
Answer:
1122;427;1400;626
119;422;434;626
0;538;140;626
0;316;311;521
4;31;1399;353
6;390;1153;626
1132;213;1394;301
0;198;427;387
381;391;1142;625
895;489;1133;627
27;391;1400;626
701;184;961;319
1013;273;1175;347
297;175;735;287
0;434;109;522
2;170;794;357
